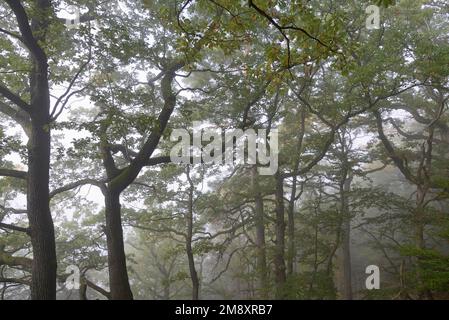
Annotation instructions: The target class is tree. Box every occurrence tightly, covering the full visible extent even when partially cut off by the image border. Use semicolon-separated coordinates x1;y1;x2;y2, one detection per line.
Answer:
0;0;94;299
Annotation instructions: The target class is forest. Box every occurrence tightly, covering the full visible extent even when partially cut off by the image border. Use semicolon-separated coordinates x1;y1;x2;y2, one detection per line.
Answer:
0;0;448;300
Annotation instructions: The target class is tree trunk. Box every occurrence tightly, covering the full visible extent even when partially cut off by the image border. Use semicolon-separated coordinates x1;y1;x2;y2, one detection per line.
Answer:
97;65;183;300
287;175;297;276
415;186;433;299
26;24;57;297
251;166;268;298
186;241;199;300
104;189;133;300
339;173;353;300
3;0;60;300
274;173;286;298
27;117;56;300
415;187;426;251
186;170;199;300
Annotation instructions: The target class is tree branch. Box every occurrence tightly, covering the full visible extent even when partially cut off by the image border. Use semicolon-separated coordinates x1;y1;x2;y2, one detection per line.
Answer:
0;277;30;286
4;0;48;64
373;110;418;184
0;205;27;215
0;84;30;112
0;100;31;136
0;27;24;42
0;168;28;180
0;250;32;269
50;179;106;199
84;277;111;300
0;223;30;235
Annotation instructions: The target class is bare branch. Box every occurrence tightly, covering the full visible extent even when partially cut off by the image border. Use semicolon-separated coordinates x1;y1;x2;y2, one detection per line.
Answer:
84;277;111;300
0;83;30;112
50;179;106;199
0;168;27;180
0;223;30;235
